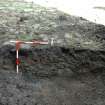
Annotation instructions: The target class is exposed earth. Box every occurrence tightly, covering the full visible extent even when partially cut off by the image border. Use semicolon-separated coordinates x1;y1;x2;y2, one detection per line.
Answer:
0;0;105;105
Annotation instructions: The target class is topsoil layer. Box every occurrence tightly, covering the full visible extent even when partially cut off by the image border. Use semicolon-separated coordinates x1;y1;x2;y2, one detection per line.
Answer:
1;45;105;76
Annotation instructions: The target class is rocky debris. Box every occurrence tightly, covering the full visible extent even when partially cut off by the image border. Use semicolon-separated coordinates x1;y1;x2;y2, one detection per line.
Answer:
0;0;105;50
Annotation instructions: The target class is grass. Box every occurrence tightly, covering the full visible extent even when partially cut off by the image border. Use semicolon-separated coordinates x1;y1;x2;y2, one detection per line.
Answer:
17;34;41;41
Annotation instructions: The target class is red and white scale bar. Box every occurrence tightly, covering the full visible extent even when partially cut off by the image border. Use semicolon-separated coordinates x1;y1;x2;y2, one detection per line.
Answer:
10;39;54;74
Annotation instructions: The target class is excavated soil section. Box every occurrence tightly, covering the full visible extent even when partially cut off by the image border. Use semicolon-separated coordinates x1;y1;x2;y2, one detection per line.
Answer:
0;1;105;105
0;45;105;105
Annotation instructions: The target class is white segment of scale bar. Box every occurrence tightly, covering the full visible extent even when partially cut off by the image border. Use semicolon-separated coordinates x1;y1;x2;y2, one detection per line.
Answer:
10;40;49;44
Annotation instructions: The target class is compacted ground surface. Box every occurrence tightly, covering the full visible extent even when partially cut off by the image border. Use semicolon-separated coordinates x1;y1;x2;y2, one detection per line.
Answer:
0;0;105;105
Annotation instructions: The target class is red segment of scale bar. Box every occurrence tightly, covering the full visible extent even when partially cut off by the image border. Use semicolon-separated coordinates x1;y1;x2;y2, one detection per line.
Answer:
16;41;21;50
16;58;20;65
